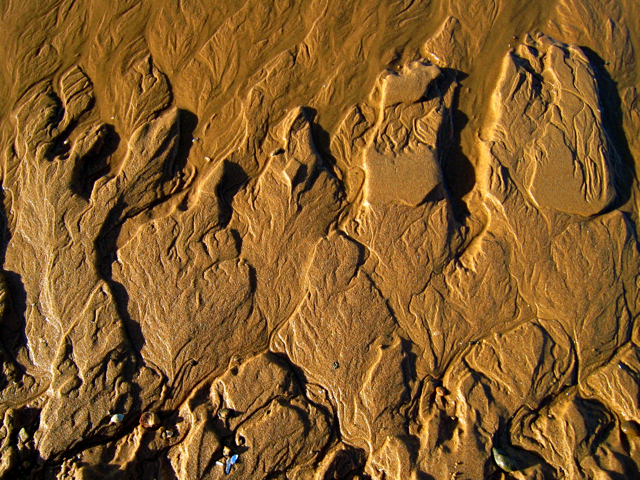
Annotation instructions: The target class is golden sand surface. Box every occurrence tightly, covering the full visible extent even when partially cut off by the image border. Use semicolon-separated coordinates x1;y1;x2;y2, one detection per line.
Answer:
0;0;640;478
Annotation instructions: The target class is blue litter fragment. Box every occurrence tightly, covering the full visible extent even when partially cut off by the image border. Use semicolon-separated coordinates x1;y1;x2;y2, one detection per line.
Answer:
225;454;239;475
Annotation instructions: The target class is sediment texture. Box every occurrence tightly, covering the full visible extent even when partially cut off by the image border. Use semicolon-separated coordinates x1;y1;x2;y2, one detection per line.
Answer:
0;0;639;479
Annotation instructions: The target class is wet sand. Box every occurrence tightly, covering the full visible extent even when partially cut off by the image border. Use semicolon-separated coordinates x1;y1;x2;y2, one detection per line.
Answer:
0;0;639;478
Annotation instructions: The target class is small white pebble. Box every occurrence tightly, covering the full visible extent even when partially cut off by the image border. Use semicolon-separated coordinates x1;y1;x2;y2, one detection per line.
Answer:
205;156;212;162
110;413;124;424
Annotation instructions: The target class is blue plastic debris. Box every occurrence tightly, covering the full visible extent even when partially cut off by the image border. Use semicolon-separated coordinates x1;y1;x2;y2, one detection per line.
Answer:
225;454;238;475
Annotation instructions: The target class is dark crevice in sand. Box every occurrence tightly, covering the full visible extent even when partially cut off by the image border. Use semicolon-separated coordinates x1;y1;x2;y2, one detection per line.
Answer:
69;123;120;199
581;46;638;212
216;160;249;229
437;69;475;222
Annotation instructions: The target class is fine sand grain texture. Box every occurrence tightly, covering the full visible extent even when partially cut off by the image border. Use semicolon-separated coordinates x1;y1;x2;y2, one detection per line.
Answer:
0;1;639;479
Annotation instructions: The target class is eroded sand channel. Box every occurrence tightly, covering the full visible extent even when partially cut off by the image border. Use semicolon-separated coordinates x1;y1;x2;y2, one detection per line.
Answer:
0;0;639;478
